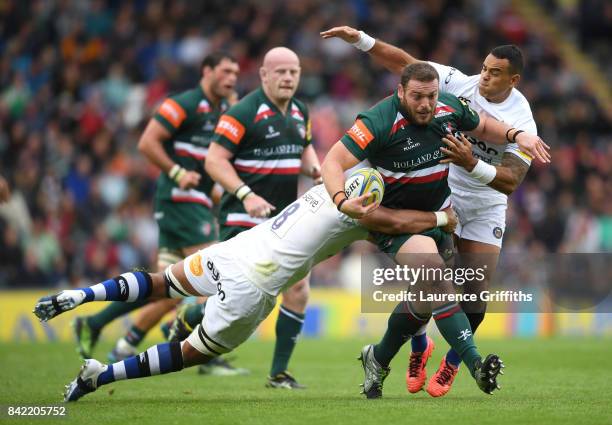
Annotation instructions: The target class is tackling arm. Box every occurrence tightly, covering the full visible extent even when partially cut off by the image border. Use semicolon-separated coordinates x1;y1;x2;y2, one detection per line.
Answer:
488;153;529;195
359;206;457;234
320;26;418;75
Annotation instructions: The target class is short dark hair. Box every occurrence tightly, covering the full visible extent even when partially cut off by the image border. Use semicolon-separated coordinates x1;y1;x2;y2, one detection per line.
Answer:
400;62;440;87
201;52;237;72
490;45;524;75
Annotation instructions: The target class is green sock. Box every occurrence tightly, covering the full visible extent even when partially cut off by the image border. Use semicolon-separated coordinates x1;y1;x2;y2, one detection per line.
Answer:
184;302;205;330
270;305;304;376
432;303;481;377
124;325;147;347
86;300;149;331
373;301;429;367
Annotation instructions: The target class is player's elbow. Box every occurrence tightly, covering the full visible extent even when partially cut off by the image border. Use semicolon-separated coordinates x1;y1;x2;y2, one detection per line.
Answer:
495;179;518;196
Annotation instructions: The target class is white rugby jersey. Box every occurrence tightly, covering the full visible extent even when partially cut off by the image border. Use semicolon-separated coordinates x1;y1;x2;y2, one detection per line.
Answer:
428;62;537;203
218;184;368;296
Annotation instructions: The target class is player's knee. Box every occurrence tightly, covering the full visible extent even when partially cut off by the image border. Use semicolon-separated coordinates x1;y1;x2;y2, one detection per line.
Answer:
282;280;310;310
180;340;215;367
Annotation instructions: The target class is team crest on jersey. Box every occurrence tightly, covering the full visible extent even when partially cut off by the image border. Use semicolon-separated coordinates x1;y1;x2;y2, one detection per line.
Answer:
197;100;211;114
493;227;503;239
441;122;457;135
254;104;276;123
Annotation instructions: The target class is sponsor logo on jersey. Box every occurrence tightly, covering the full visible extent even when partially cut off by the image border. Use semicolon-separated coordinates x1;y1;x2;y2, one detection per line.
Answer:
347;119;374;149
254;104;276;123
189;254;203;276
158;99;187;128
444;67;457;84
493;227;503;239
215;115;245;144
403;137;421;151
265;125;280;139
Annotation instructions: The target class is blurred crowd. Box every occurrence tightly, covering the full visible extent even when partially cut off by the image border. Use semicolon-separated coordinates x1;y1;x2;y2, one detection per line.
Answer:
0;0;610;288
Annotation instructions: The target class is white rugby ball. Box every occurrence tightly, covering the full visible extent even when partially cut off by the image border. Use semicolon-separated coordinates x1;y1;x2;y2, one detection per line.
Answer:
344;167;385;206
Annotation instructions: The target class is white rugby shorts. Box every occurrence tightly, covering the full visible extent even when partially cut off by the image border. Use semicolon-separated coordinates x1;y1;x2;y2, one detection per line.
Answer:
183;246;276;356
451;189;507;248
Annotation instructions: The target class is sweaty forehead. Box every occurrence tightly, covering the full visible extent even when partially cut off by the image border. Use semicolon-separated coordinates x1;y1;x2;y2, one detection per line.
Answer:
483;54;510;72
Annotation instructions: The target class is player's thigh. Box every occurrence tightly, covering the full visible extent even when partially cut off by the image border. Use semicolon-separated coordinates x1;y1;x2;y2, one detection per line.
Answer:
457;237;500;298
186;279;276;357
168;246;224;297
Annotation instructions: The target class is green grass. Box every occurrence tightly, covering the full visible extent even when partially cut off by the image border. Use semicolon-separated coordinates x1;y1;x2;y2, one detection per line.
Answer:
0;338;611;425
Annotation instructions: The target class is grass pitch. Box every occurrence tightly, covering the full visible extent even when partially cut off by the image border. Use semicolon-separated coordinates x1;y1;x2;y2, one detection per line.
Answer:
1;337;610;425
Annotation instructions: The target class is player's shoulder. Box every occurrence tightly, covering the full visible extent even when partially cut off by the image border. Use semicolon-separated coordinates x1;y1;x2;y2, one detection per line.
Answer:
222;88;261;121
437;91;473;115
507;88;535;115
290;96;309;113
359;93;397;129
168;87;202;110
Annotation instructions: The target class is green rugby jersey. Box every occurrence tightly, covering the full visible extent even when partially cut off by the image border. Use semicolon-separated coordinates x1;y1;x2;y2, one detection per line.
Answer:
341;91;480;211
212;86;311;228
153;86;230;208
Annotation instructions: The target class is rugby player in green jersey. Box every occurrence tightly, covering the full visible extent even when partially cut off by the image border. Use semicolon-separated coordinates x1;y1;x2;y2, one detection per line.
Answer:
322;62;548;398
72;53;244;375
196;46;321;389
322;26;547;397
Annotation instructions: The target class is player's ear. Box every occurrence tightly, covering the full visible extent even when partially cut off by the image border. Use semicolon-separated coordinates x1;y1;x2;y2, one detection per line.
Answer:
259;67;267;82
510;73;520;88
397;83;405;100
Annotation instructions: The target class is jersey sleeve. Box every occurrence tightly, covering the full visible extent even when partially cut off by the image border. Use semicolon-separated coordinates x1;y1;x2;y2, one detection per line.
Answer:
428;61;471;96
153;96;189;134
504;112;538;165
212;106;248;154
340;115;380;161
455;96;480;132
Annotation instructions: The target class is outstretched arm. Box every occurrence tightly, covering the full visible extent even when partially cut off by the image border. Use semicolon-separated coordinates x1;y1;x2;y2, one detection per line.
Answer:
468;113;550;163
320;26;419;75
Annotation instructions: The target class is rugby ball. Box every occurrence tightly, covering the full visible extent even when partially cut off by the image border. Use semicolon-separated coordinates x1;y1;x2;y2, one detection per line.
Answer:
344;167;385;206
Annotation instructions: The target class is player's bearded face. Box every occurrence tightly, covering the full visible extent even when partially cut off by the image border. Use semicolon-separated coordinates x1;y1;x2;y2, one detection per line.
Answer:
398;79;439;126
263;64;301;101
209;59;240;99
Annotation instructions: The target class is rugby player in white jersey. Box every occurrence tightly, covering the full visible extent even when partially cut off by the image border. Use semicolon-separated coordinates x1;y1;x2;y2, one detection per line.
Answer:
321;26;543;396
36;183;483;402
